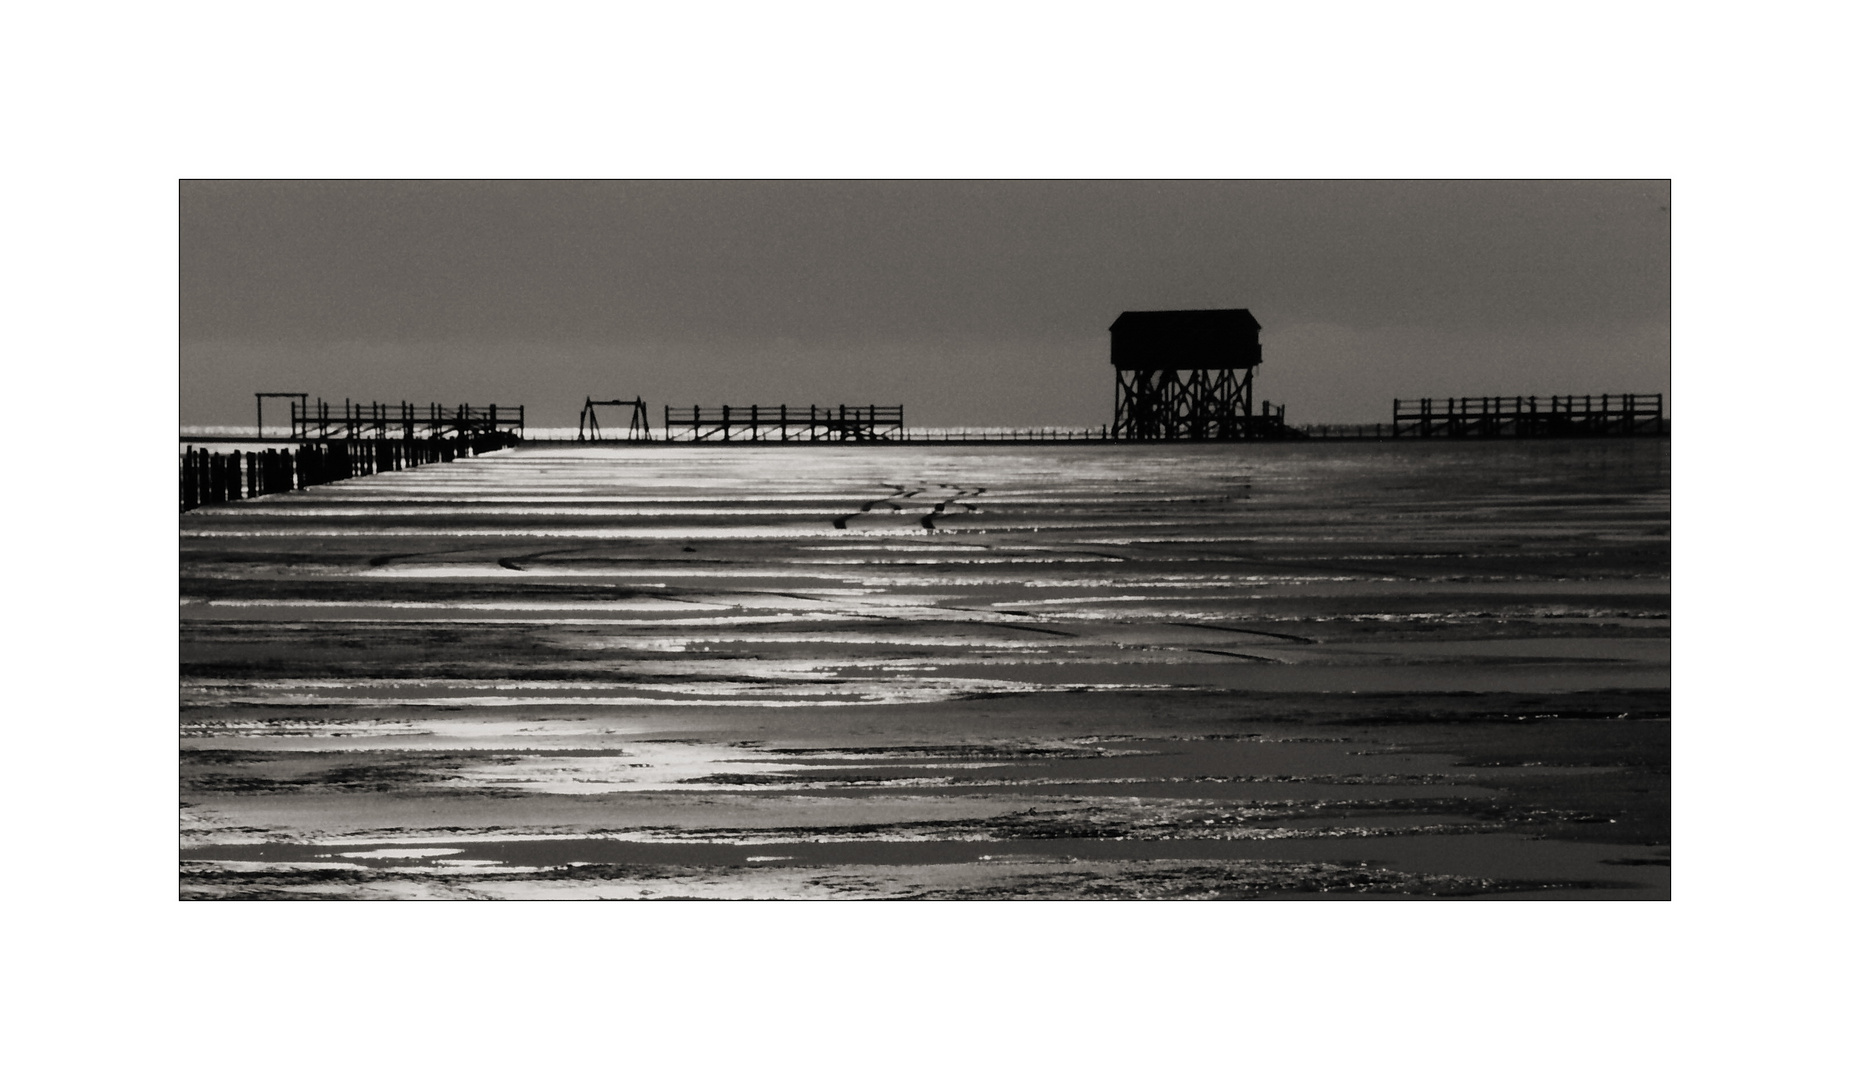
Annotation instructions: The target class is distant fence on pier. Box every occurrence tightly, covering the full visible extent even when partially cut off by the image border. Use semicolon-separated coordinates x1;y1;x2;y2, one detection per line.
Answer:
901;426;1108;442
1391;395;1665;438
662;404;904;442
180;432;516;512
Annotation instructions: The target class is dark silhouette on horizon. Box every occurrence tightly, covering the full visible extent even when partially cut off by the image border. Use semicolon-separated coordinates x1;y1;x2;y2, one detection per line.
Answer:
662;403;904;442
579;397;651;442
1110;309;1295;440
1390;394;1665;437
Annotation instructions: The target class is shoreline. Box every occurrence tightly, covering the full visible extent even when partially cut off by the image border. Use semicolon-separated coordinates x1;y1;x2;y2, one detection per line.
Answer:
180;439;1670;899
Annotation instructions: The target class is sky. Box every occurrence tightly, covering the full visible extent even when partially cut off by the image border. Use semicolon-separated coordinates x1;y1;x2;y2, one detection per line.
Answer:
180;180;1669;428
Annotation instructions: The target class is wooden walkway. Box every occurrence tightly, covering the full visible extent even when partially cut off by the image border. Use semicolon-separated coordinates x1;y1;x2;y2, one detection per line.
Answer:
1392;394;1664;437
661;404;903;442
276;399;525;442
180;433;516;512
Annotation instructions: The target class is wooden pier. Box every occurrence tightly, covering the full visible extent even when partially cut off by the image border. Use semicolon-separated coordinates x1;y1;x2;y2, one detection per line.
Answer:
661;404;903;442
1392;394;1665;438
180;432;515;513
274;397;525;442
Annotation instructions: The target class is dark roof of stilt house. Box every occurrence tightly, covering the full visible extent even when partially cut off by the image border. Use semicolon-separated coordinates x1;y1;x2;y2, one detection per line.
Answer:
1109;308;1262;370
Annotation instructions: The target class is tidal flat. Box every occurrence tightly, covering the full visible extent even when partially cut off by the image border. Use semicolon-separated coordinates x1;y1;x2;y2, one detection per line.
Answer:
179;439;1669;899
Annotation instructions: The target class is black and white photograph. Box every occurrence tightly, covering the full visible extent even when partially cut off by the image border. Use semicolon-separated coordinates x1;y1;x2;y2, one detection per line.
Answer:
21;5;1848;1072
178;179;1671;899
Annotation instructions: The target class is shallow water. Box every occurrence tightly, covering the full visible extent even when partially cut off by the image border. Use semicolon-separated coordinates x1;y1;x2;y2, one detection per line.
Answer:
180;439;1670;899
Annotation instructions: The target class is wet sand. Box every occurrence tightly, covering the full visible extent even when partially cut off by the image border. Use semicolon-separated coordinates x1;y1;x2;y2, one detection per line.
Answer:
179;439;1669;898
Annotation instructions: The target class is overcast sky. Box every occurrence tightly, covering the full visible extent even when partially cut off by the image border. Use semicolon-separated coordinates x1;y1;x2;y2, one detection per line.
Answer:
181;180;1669;428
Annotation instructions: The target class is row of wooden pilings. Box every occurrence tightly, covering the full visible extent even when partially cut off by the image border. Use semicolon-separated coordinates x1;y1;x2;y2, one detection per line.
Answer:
180;434;517;512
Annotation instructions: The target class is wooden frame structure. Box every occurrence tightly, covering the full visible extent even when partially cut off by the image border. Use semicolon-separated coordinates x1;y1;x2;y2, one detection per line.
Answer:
1108;309;1292;440
254;392;308;439
661;404;903;442
287;398;524;442
1111;366;1284;440
579;397;651;441
1391;394;1665;437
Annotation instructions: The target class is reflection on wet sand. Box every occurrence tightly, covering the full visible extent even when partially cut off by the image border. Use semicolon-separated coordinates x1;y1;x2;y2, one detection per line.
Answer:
181;440;1669;898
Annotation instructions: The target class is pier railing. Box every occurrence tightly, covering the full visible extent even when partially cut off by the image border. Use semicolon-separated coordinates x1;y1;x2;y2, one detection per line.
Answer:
180;432;516;513
662;404;903;442
288;399;525;442
1391;394;1664;438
